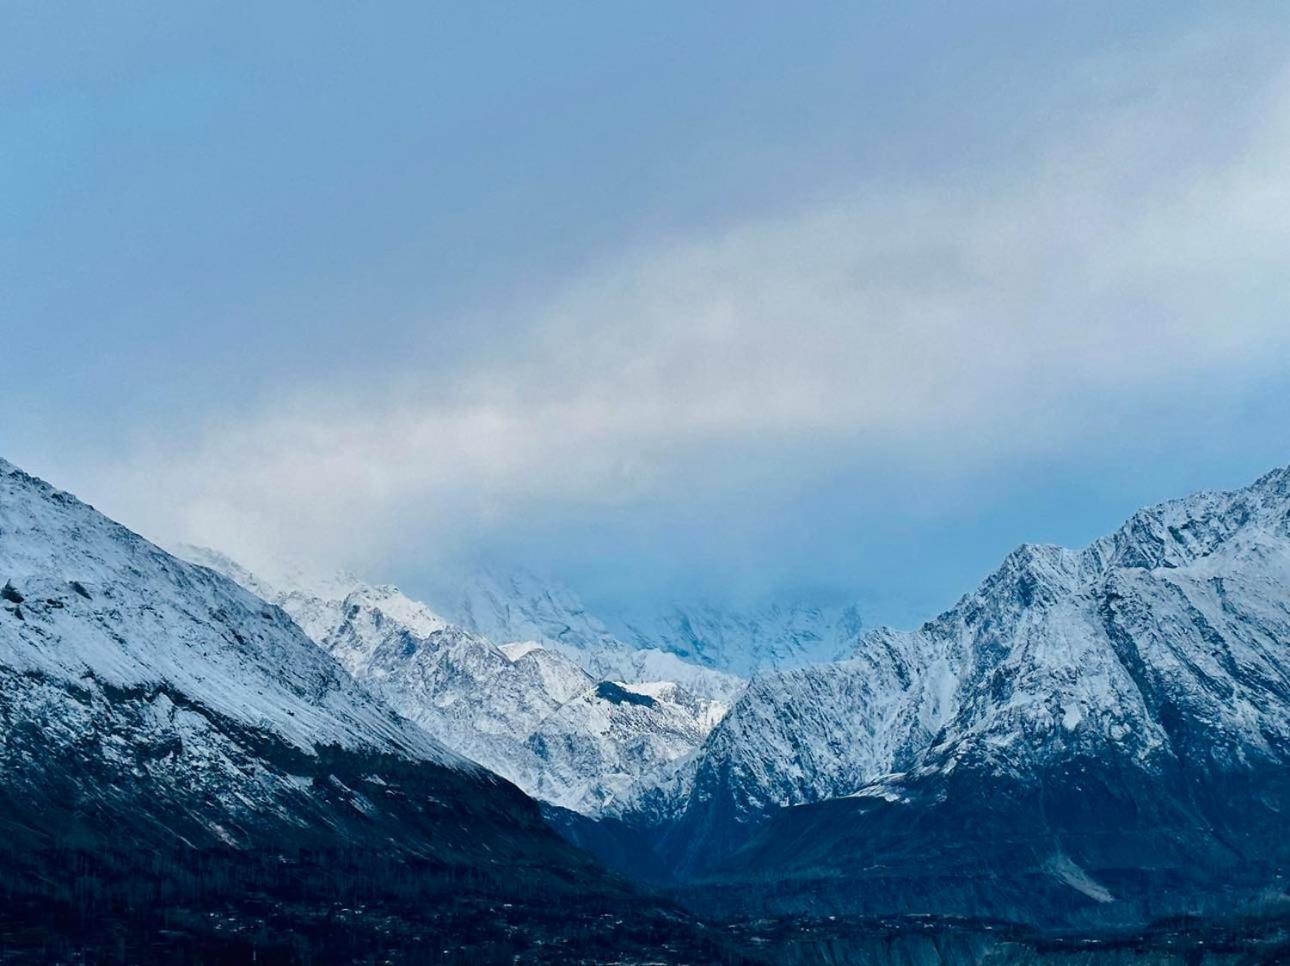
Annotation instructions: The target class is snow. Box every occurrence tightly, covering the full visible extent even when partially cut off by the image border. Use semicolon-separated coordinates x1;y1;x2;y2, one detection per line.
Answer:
616;600;865;675
500;641;544;661
0;458;467;771
1062;702;1083;730
619;680;679;699
180;546;731;815
1046;853;1115;903
628;463;1290;835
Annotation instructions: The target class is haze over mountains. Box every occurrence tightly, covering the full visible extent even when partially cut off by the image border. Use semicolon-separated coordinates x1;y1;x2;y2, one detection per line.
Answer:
177;546;740;815
0;456;742;961
615;600;864;676
4;453;1289;961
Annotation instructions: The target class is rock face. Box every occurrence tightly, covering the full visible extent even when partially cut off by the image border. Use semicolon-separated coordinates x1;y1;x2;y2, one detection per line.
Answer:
618;600;865;675
613;465;1290;928
179;547;729;815
525;680;727;813
0;458;739;961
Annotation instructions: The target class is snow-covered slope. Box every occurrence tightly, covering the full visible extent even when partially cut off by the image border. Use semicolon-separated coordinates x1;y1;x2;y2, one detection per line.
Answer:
0;457;745;960
434;568;746;702
180;546;570;774
622;626;951;845
180;549;728;814
0;456;585;850
0;463;465;777
526;681;729;813
617;601;864;675
617;465;1290;926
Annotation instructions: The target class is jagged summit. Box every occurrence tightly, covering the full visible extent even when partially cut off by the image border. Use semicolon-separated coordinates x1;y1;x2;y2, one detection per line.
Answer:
606;462;1290;928
1085;462;1290;573
179;547;732;815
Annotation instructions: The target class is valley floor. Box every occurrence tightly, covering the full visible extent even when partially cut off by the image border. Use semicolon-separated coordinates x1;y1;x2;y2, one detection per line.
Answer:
723;911;1290;965
0;848;753;965
3;838;1283;966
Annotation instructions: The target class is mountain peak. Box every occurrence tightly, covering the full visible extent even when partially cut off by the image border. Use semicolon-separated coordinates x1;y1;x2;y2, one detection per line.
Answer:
628;460;1290;906
1085;464;1289;574
0;456;466;771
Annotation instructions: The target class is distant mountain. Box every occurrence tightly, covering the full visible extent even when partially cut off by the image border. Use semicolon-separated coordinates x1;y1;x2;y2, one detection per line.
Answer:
617;600;864;675
604;465;1290;930
0;457;738;961
180;548;730;815
431;567;746;701
435;568;863;679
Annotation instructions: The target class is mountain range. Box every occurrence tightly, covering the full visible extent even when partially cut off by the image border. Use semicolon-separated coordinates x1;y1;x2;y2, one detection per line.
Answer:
176;547;734;816
4;453;1289;961
581;464;1290;935
0;458;740;962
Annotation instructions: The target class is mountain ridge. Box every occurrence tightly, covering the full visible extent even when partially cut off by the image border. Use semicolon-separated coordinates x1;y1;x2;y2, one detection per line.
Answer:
178;546;733;815
0;455;748;962
594;462;1290;929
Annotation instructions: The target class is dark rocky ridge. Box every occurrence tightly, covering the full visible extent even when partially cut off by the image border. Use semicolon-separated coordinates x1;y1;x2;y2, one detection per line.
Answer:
0;457;748;963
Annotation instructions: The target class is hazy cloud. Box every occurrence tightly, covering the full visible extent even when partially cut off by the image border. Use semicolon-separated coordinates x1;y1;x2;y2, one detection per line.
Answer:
92;31;1290;595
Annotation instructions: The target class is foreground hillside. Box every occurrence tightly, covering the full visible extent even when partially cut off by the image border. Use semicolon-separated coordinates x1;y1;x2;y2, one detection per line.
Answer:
0;458;744;963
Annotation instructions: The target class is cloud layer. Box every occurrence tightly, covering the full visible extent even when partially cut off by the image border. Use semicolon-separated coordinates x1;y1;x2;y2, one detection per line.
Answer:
92;29;1290;604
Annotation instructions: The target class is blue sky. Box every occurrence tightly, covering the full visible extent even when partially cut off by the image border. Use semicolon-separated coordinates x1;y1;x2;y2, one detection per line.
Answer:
4;2;1290;625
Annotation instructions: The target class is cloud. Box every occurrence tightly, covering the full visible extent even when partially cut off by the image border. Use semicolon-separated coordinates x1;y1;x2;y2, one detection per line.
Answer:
96;33;1290;581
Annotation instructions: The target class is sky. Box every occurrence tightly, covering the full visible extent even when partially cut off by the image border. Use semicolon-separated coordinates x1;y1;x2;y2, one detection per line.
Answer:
4;2;1290;626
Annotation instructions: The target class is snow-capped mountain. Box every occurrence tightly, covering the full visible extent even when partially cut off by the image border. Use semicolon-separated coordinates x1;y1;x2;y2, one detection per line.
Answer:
0;457;743;961
180;548;728;814
431;567;746;701
0;459;543;871
525;680;729;813
616;600;865;675
0;464;466;784
619;625;950;850
179;546;573;773
612;465;1290;927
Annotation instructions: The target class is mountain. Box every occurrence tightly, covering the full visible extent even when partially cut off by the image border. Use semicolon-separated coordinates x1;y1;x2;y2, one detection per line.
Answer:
177;546;578;780
618;626;951;866
433;568;746;702
446;568;624;657
525;680;728;813
607;465;1290;930
0;458;742;962
617;600;864;675
179;548;729;816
